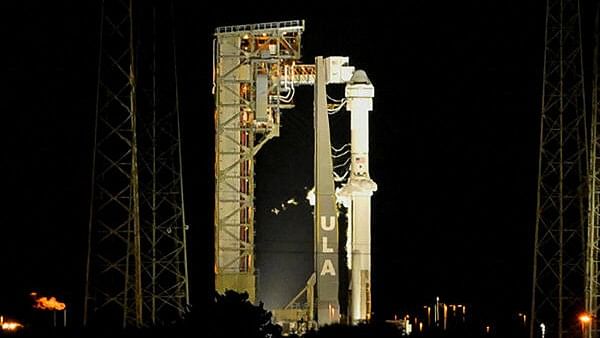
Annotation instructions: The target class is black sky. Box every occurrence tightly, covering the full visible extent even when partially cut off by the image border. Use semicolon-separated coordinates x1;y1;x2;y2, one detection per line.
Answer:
1;0;549;326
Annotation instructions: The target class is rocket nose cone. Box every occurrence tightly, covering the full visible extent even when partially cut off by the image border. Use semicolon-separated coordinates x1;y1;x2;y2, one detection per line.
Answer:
349;70;371;85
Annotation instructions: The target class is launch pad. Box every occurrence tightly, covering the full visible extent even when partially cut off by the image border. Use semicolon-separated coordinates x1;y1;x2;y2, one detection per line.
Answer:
213;20;376;328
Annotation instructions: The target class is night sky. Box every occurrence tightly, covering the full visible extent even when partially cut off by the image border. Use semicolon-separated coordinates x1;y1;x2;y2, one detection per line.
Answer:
2;0;548;327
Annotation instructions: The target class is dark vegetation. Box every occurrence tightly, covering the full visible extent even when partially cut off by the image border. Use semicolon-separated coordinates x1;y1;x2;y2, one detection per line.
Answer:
2;291;528;338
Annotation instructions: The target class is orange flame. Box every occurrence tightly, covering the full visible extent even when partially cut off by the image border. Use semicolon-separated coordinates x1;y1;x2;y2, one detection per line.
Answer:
1;316;24;331
580;313;592;323
2;321;24;331
32;295;66;311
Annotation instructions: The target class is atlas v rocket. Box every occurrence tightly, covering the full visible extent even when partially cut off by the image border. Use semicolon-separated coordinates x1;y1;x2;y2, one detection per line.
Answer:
339;69;377;324
313;58;376;325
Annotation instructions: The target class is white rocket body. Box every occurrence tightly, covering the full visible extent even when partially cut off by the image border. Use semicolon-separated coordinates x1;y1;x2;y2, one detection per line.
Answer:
340;70;376;324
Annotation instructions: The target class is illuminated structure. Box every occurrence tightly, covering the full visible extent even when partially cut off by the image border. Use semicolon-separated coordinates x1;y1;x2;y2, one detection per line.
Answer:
85;0;189;327
530;1;587;338
339;69;377;324
585;7;600;338
0;316;23;332
213;21;304;302
213;21;377;327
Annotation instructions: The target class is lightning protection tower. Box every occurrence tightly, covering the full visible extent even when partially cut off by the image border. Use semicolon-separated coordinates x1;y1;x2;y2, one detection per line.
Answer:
531;1;588;338
585;6;600;338
85;0;190;327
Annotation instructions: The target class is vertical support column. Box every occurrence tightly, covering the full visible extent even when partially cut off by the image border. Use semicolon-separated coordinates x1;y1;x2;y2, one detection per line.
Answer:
585;6;600;338
215;34;256;300
314;56;340;325
531;1;588;338
214;21;304;302
141;1;190;323
85;0;143;327
86;0;189;327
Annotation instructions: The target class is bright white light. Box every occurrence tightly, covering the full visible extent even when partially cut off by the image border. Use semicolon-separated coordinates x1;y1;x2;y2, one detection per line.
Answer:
2;321;23;331
306;187;315;206
540;323;546;338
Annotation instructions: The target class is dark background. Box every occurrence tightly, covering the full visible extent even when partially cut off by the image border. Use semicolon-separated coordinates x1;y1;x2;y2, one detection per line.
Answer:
1;0;551;328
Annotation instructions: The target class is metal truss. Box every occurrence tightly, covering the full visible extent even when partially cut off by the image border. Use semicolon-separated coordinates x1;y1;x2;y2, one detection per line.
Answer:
213;20;304;301
531;1;588;338
136;1;189;325
585;7;600;338
85;0;189;327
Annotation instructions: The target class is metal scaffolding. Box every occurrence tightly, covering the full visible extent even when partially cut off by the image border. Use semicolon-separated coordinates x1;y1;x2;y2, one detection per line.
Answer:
213;20;304;302
85;0;189;327
585;6;600;338
531;1;588;338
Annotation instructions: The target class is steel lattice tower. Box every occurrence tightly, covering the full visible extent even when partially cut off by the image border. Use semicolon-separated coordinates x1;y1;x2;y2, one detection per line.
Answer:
531;1;588;338
585;6;600;338
85;0;189;327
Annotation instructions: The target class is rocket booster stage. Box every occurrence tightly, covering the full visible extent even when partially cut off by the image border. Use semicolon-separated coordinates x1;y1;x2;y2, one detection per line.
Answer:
339;70;376;324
